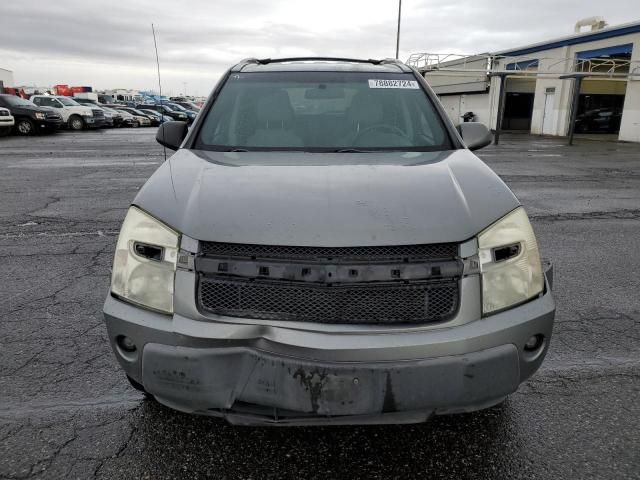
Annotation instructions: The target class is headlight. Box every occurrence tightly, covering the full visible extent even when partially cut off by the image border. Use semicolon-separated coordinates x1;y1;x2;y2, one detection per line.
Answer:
111;206;179;314
478;207;543;315
34;112;46;120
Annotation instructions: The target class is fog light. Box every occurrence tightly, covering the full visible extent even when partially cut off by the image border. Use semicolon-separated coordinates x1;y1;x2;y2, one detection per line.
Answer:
524;334;544;352
117;335;137;353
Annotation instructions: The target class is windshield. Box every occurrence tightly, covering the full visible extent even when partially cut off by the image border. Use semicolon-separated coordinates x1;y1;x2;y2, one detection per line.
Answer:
196;71;451;152
58;97;81;106
2;96;35;107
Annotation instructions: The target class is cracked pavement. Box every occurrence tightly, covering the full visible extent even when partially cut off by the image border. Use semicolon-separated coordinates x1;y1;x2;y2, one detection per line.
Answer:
1;130;639;479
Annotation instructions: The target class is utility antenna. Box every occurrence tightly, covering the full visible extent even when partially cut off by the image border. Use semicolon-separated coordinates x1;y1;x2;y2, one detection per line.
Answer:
152;23;167;162
395;0;402;59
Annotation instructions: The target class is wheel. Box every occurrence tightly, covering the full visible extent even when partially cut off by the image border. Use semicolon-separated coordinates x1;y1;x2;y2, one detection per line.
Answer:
127;375;154;399
68;115;85;131
132;121;140;128
15;118;35;135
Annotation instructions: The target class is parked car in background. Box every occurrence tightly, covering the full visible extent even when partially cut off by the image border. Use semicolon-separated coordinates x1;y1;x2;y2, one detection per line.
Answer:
169;100;201;112
121;109;151;127
139;109;172;125
0;107;15;136
169;97;202;111
114;109;142;128
164;102;197;123
99;106;126;127
71;98;116;128
99;108;116;128
102;105;139;127
135;103;188;122
105;57;555;425
116;107;156;126
0;94;63;135
31;95;104;130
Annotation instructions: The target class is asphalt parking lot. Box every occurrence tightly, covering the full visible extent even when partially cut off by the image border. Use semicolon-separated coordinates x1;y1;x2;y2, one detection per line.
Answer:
1;129;639;479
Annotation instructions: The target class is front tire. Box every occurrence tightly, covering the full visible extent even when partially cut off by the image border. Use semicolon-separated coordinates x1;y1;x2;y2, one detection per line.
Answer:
127;375;154;400
68;115;85;131
15;118;35;135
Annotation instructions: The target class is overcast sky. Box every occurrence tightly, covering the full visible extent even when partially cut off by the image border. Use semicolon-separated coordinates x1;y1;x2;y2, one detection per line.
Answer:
1;0;639;96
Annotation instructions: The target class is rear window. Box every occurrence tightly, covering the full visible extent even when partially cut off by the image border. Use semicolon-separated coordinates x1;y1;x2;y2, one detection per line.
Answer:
196;71;451;152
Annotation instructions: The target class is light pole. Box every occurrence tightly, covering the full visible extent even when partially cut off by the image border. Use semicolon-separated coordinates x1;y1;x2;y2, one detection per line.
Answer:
395;0;402;59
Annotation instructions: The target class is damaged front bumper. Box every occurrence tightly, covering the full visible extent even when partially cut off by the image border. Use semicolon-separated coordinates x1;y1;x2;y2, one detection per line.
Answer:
103;269;555;426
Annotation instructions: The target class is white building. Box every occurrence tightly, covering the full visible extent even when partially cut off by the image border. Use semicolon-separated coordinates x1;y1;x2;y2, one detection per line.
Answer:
411;18;640;142
102;88;144;103
0;68;14;91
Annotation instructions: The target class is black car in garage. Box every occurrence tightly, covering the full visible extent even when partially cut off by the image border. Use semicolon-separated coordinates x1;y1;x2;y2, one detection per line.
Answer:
575;107;623;133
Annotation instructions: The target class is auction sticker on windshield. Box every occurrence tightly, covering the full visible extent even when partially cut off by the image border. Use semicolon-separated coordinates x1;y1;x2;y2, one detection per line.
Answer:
368;79;420;89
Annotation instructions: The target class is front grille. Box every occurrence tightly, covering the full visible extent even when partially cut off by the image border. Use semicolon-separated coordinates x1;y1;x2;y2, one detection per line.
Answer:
0;110;9;117
199;277;459;324
200;241;458;262
91;109;105;119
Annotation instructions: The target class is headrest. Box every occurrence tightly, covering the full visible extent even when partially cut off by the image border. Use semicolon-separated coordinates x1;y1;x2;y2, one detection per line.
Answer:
255;91;294;125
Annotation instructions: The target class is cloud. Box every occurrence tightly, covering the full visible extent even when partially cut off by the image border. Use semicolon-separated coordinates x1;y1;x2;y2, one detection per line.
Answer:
0;0;638;95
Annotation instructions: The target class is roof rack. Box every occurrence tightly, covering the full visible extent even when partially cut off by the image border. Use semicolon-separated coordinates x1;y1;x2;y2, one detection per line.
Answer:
256;57;384;65
233;57;409;72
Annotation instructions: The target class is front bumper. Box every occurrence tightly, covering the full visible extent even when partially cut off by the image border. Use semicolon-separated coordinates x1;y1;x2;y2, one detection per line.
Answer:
38;118;62;131
84;117;105;128
103;270;555;425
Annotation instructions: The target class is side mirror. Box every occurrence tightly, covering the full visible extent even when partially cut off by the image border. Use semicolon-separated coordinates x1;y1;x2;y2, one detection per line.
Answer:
156;121;189;150
457;122;493;151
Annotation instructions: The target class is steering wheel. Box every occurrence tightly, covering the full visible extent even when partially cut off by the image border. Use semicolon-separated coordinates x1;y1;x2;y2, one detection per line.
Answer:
354;124;410;143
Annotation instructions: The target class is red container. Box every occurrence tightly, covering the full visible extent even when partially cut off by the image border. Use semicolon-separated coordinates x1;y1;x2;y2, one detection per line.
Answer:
53;84;73;96
71;86;93;94
2;87;28;98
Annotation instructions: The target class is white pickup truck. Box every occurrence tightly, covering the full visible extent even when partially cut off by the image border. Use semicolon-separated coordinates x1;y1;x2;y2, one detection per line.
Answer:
30;95;103;130
0;106;15;136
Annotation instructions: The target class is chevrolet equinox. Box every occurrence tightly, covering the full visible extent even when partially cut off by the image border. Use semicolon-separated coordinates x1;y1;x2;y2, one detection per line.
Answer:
104;57;555;425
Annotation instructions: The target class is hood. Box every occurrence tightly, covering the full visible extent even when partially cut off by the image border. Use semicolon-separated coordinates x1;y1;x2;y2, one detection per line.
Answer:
12;104;45;113
134;149;519;246
73;105;93;115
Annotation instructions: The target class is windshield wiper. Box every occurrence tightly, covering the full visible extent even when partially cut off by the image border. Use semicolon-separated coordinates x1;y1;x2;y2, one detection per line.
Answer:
224;148;250;152
335;148;369;153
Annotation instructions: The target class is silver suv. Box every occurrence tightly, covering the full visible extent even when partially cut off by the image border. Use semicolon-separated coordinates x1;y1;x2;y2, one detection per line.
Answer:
104;57;555;425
